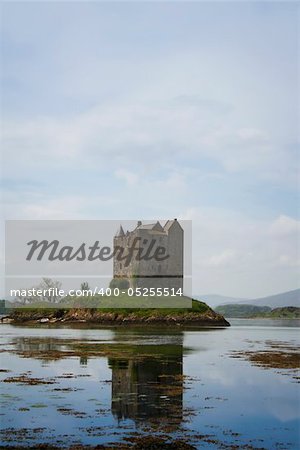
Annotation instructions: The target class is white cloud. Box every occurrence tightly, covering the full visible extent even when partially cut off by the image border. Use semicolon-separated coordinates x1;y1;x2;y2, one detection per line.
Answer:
182;207;299;297
114;168;139;186
2;193;118;220
269;215;300;237
205;249;236;267
236;127;269;143
3;98;298;188
277;254;299;268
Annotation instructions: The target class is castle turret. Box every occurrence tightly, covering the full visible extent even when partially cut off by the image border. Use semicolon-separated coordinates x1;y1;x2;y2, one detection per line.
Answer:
116;225;125;237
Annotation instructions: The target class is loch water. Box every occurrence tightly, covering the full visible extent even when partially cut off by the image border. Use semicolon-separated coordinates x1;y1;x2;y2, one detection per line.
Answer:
0;320;299;449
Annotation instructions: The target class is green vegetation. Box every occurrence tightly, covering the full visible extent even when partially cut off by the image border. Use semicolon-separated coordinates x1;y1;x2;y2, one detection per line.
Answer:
215;304;271;318
47;291;196;311
95;298;209;317
255;306;300;319
215;304;300;319
11;296;208;316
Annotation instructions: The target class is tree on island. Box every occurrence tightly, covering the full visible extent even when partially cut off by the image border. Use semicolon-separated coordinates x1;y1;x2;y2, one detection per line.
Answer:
81;282;91;294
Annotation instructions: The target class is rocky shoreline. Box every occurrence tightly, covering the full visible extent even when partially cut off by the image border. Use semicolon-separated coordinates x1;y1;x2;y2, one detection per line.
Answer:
2;307;230;327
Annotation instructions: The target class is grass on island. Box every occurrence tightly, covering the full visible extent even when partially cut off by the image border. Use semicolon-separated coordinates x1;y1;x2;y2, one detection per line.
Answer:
10;295;210;318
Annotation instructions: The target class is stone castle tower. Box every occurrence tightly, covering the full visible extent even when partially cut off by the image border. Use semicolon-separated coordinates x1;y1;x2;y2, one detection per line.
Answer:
113;219;183;291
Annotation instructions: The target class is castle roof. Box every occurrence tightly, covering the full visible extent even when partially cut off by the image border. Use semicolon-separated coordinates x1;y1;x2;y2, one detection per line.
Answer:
116;220;181;238
164;219;181;231
137;221;164;233
137;223;156;230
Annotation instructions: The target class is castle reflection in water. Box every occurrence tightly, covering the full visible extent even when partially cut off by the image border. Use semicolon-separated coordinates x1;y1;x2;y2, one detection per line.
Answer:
12;330;185;425
108;347;183;423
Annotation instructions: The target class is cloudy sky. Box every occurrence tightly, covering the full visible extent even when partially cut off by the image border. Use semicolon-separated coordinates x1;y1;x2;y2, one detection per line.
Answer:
1;1;299;298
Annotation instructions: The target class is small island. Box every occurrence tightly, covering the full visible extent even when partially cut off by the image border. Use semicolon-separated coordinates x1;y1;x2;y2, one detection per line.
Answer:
4;297;230;327
2;219;230;327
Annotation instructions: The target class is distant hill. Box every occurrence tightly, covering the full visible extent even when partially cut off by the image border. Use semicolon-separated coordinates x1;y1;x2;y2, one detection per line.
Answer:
215;304;271;318
197;289;300;308
215;304;300;319
262;306;300;319
243;289;300;308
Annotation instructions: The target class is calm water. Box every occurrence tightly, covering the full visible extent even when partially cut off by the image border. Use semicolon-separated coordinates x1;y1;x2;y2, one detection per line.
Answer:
0;320;299;449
